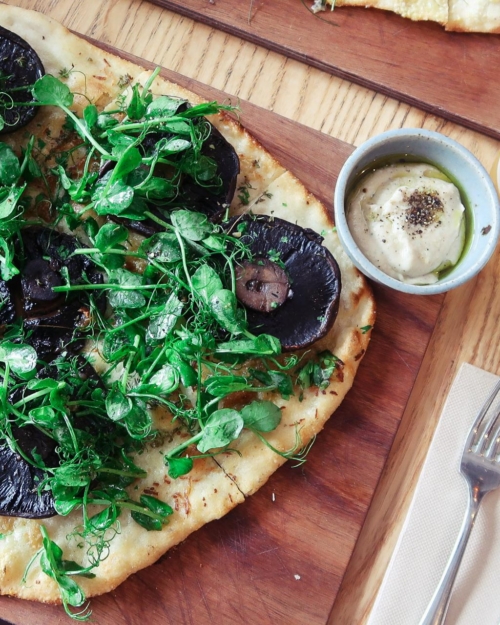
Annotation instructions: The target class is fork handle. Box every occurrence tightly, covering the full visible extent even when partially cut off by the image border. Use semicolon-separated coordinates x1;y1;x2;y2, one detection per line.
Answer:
418;487;482;625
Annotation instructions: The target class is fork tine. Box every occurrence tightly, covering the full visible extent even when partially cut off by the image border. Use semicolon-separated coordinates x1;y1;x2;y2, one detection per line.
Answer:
466;379;500;451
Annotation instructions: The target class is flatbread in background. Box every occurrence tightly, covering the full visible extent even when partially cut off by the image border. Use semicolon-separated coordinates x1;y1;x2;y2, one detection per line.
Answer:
327;0;500;32
333;0;448;25
0;3;375;607
447;0;500;32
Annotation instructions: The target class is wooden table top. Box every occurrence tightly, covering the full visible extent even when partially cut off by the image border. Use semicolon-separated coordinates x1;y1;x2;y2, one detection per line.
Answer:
3;1;500;623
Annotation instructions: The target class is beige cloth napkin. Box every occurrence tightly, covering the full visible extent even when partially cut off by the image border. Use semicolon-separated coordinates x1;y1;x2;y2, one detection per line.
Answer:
367;363;500;625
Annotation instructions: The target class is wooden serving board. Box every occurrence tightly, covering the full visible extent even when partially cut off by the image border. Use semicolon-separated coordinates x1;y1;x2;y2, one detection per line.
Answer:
0;47;443;625
150;0;500;141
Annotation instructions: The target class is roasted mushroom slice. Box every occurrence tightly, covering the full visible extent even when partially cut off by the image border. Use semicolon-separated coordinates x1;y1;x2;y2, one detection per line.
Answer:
0;444;56;518
180;124;240;220
0;355;109;519
229;215;341;350
108;121;240;237
0;25;45;134
0;279;16;327
16;227;104;360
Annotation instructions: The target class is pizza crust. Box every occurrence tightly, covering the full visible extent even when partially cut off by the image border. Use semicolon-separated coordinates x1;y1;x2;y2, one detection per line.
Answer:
0;5;375;605
447;0;500;32
334;0;448;24
328;0;500;31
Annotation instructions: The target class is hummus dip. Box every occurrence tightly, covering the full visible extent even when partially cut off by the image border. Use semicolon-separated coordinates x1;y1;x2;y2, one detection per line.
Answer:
347;162;466;285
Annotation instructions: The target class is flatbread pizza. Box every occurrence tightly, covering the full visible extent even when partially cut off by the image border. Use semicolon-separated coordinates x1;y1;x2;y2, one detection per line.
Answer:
0;5;375;618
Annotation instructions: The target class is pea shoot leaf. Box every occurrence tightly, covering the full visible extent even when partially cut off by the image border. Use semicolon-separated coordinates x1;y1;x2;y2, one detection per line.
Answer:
33;75;74;108
166;456;193;479
140;233;182;264
0;143;20;186
146;364;179;394
216;334;281;356
145;95;184;119
241;400;282;432
28;406;57;427
36;526;93;620
92;175;135;216
102;329;136;362
108;269;146;309
94;223;129;253
105;384;133;422
209;289;243;334
130;493;173;531
192;265;223;304
205;375;249;397
0;183;26;219
146;293;183;342
111;147;142;181
197;408;244;453
126;84;148;120
83;104;98;130
171;210;213;241
155;137;191;155
0;237;19;281
0;342;37;374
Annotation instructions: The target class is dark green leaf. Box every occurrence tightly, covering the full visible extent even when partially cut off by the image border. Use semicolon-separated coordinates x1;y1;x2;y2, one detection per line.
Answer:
123;398;152;440
130;510;162;531
105;385;133;422
94;223;129;253
92;176;134;216
0;237;19;281
0;183;26;219
204;375;249;397
0;342;37;373
145;95;184;119
171;210;213;241
197;408;243;453
108;269;146;309
166;455;193;479
147;364;179;394
88;506;119;532
155;137;191;155
102;329;135;362
209;289;243;334
216;334;281;356
0;143;20;186
83;104;98;130
146;293;183;341
112;147;142;181
139;494;173;518
192;265;223;304
33;75;74;108
241;400;282;432
140;233;181;263
127;83;147;120
28;406;57;426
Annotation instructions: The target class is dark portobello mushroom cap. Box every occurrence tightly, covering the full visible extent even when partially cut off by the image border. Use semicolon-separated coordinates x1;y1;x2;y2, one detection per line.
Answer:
108;119;240;238
14;226;105;361
0;356;108;518
0;228;105;519
0;25;45;134
0;445;56;518
229;214;341;351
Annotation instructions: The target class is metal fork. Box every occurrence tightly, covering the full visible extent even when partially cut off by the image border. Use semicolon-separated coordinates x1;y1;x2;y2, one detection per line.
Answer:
419;379;500;625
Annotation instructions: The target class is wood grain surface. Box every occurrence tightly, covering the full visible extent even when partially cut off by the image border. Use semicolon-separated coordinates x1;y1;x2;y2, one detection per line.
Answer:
151;0;500;140
1;1;500;624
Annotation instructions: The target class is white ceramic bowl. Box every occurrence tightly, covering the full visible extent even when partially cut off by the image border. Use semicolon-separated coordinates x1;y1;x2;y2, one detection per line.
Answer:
334;128;500;295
